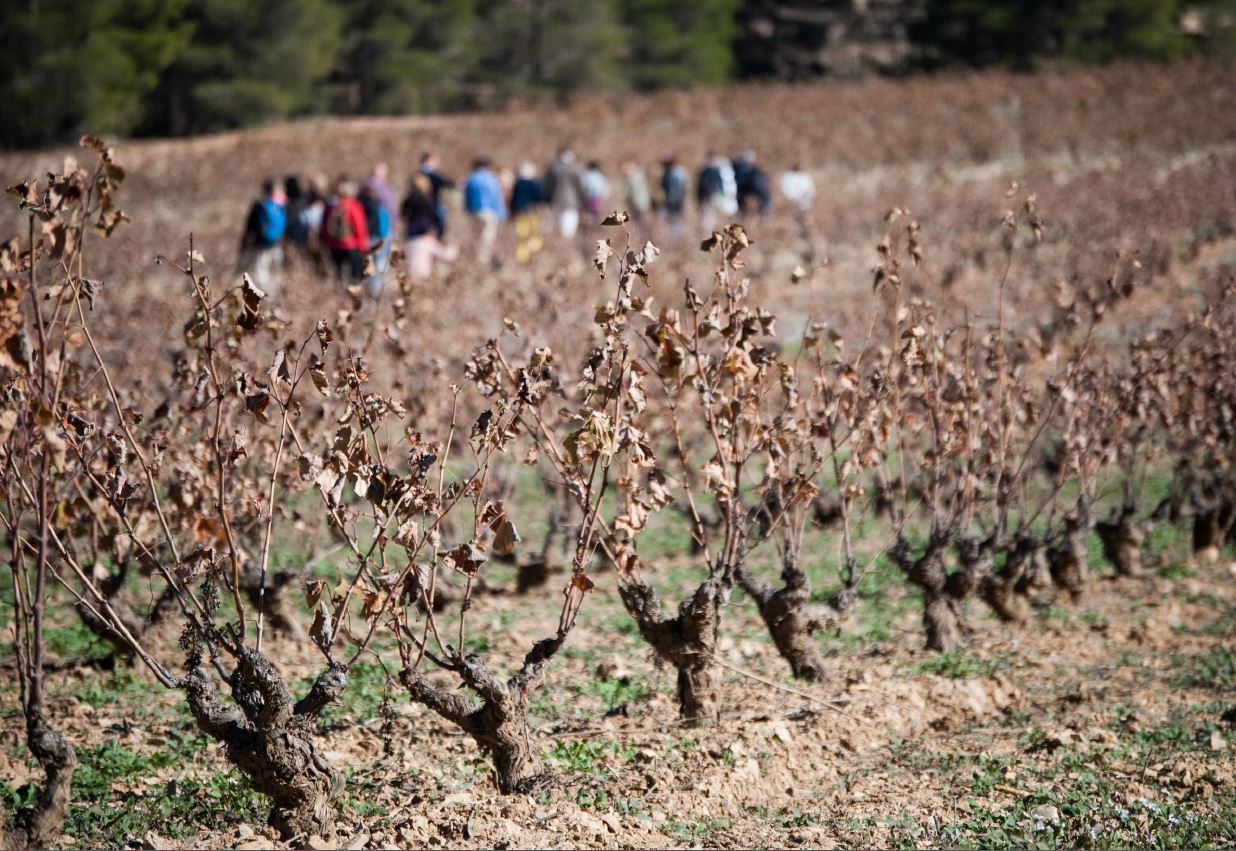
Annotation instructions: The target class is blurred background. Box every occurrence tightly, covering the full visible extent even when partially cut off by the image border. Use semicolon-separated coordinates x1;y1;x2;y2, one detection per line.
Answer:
1;0;1234;150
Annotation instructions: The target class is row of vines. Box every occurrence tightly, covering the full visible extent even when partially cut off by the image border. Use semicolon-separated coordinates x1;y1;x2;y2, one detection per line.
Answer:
2;139;1234;845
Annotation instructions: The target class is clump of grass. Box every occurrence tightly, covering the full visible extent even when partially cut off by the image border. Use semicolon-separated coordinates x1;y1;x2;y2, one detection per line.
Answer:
913;652;1012;679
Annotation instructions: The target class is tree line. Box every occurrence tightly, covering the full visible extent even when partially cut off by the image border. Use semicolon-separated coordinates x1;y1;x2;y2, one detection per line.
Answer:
1;0;1233;149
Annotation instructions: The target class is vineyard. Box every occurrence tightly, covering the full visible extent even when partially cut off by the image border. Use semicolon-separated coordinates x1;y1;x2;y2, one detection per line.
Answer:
2;60;1236;850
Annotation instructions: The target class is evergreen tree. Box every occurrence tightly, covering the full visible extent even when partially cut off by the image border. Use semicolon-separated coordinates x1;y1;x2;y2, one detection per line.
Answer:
141;0;342;136
333;0;479;114
0;0;192;148
620;0;739;89
913;0;1194;68
475;0;626;103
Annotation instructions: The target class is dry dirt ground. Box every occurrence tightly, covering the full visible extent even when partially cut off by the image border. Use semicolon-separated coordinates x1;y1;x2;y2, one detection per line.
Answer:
3;524;1234;850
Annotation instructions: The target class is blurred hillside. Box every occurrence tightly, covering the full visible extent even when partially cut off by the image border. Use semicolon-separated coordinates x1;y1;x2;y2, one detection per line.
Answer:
1;0;1233;149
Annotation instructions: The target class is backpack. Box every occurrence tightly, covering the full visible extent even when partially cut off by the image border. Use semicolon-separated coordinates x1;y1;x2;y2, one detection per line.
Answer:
258;198;285;245
325;201;355;243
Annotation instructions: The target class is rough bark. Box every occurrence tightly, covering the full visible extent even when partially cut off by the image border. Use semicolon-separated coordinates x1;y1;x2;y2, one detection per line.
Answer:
241;565;305;641
737;560;856;682
618;576;722;725
1049;509;1091;600
978;537;1044;624
1095;504;1146;577
184;652;346;840
402;637;564;793
892;536;962;653
2;711;77;849
1192;501;1234;561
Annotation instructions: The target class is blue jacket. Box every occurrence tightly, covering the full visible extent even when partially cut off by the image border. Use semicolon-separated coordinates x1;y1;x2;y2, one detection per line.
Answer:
464;169;507;222
245;197;287;248
510;177;543;216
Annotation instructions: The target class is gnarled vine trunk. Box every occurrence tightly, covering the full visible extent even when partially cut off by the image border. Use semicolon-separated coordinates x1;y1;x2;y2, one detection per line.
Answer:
184;651;346;839
619;576;722;725
978;537;1044;624
892;536;963;653
1049;508;1091;600
1192;500;1234;562
1095;504;1146;577
2;712;77;850
737;560;855;682
402;637;564;793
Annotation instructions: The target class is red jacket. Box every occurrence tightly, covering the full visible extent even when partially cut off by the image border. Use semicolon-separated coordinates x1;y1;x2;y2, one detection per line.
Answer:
320;197;369;251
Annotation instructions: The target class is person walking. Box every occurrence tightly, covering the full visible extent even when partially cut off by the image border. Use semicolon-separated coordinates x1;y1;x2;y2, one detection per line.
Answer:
419;151;455;237
780;163;816;238
320;177;369;284
238;178;287;296
697;151;737;232
463;158;507;266
542;147;585;239
735;150;772;216
362;162;399;225
660;156;688;242
510;161;544;264
622;161;652;223
581;160;610;220
402;172;458;281
696;152;723;232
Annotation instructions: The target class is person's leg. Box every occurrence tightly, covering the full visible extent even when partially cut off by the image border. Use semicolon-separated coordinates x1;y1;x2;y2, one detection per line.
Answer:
477;212;497;265
560;208;578;239
408;237;431;280
330;248;347;284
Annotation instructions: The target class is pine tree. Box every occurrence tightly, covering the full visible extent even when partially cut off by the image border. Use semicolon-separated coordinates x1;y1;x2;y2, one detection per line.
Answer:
475;0;626;103
0;0;192;147
620;0;739;89
140;0;342;136
333;0;480;115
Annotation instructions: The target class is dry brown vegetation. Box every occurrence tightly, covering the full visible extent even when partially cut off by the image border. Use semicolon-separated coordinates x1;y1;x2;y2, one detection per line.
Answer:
1;61;1236;850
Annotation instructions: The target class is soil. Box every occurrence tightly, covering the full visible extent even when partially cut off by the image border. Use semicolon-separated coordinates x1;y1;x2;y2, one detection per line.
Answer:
4;545;1233;849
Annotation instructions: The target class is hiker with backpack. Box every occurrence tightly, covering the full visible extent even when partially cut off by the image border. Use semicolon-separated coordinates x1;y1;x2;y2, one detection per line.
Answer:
320;178;370;284
238;178;288;296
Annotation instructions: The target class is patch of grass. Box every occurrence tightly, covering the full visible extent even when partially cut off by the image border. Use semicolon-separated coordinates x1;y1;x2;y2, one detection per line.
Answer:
913;652;1011;679
587;675;650;713
572;786;609;808
666;816;729;843
67;768;261;844
1079;610;1110;629
44;621;111;662
746;803;818;828
1156;562;1195;579
1036;603;1071;623
69;668;156;709
49;733;264;845
885;736;1236;849
463;633;491;654
1171;648;1236;689
546;739;634;775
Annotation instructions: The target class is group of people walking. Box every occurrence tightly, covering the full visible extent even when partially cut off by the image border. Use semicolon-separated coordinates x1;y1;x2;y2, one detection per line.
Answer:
238;147;817;296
